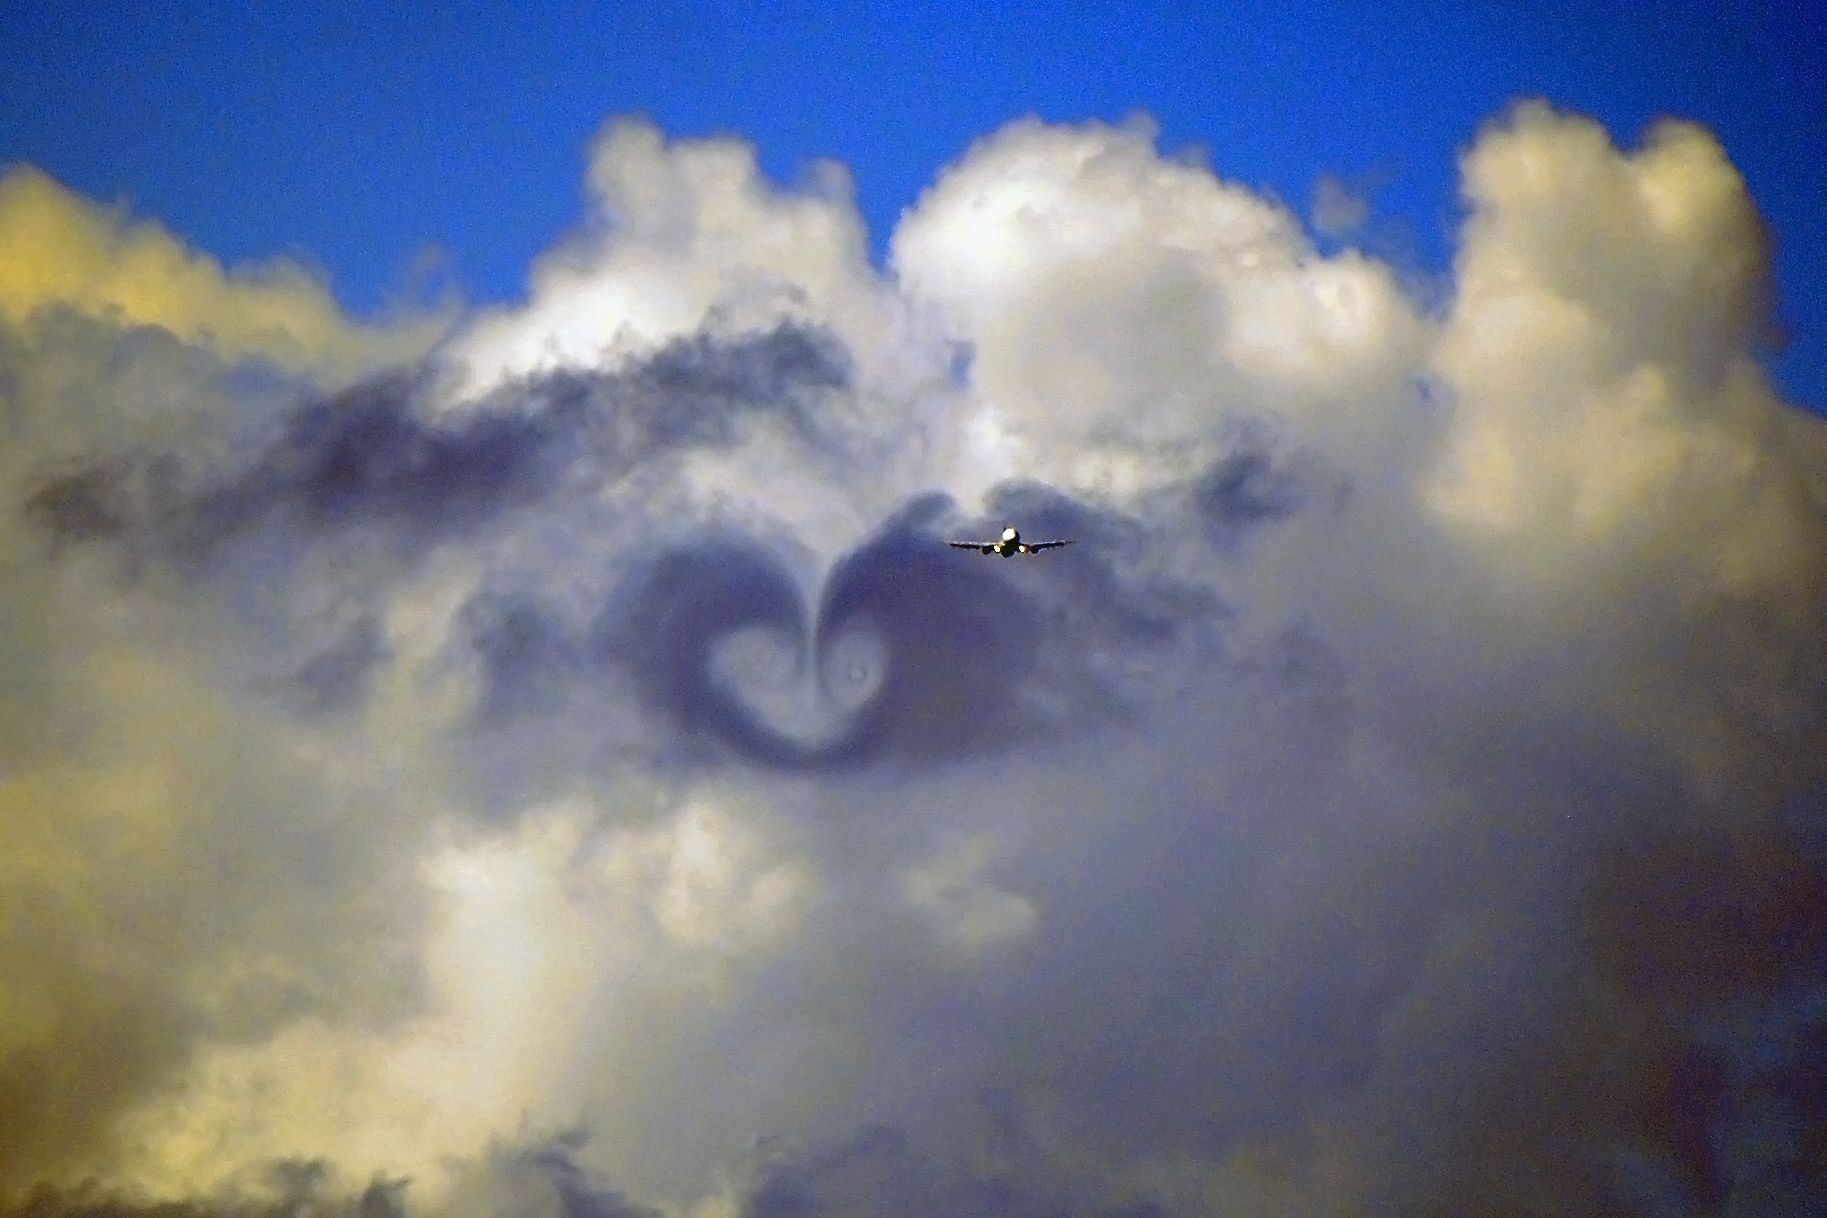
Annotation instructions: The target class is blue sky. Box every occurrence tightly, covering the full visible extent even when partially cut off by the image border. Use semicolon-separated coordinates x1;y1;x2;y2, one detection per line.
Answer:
4;0;1823;407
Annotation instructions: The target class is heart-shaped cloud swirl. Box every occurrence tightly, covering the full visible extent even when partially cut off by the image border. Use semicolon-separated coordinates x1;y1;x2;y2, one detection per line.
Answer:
605;500;1071;770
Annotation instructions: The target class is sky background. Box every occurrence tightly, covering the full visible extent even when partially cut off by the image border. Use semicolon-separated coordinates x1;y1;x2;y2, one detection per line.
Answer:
4;5;1827;1218
3;1;1824;407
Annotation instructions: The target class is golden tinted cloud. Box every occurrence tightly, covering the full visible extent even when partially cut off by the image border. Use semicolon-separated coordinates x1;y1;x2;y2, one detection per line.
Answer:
0;167;447;384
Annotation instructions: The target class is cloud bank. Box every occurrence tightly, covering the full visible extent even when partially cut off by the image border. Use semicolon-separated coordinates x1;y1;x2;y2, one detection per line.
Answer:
3;102;1823;1218
0;167;446;384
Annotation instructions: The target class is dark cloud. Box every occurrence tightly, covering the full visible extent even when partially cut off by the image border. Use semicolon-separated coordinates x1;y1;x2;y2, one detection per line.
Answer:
463;592;590;725
21;466;133;547
192;369;568;542
977;480;1227;644
1715;984;1827;1213
3;1143;671;1218
1584;822;1827;1012
1341;763;1827;1217
610;322;851;446
589;489;1216;773
20;321;852;563
595;533;819;768
1191;435;1308;553
741;1125;1172;1218
5;1164;408;1218
512;1136;661;1218
287;616;390;716
1582;817;1827;1213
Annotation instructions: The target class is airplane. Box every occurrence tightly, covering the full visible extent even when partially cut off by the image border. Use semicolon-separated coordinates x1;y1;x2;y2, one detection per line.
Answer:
948;525;1074;557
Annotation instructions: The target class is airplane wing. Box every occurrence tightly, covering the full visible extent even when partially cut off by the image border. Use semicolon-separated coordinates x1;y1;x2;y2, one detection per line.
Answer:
1027;540;1073;551
948;541;991;550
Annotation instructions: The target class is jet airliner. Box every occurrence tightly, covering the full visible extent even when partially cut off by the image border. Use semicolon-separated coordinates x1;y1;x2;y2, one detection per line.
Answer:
948;525;1073;556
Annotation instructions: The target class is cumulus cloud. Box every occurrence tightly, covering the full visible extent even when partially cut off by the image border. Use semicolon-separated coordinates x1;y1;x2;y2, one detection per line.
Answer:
3;100;1823;1218
431;121;901;408
0;167;447;384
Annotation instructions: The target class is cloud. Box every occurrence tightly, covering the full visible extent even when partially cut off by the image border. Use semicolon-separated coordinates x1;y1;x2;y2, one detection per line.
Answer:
890;114;1429;491
1310;172;1370;238
4;100;1824;1218
733;1124;1171;1218
593;490;1204;773
1426;105;1792;570
0;167;448;384
4;1163;411;1218
0;608;427;1193
431;121;893;408
199;322;847;544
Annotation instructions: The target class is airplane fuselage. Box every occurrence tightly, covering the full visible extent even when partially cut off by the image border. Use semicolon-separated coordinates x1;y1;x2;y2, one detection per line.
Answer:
951;524;1069;556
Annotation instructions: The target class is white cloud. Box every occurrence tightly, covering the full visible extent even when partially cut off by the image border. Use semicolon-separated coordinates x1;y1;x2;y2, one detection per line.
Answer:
434;120;915;409
891;116;1430;500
